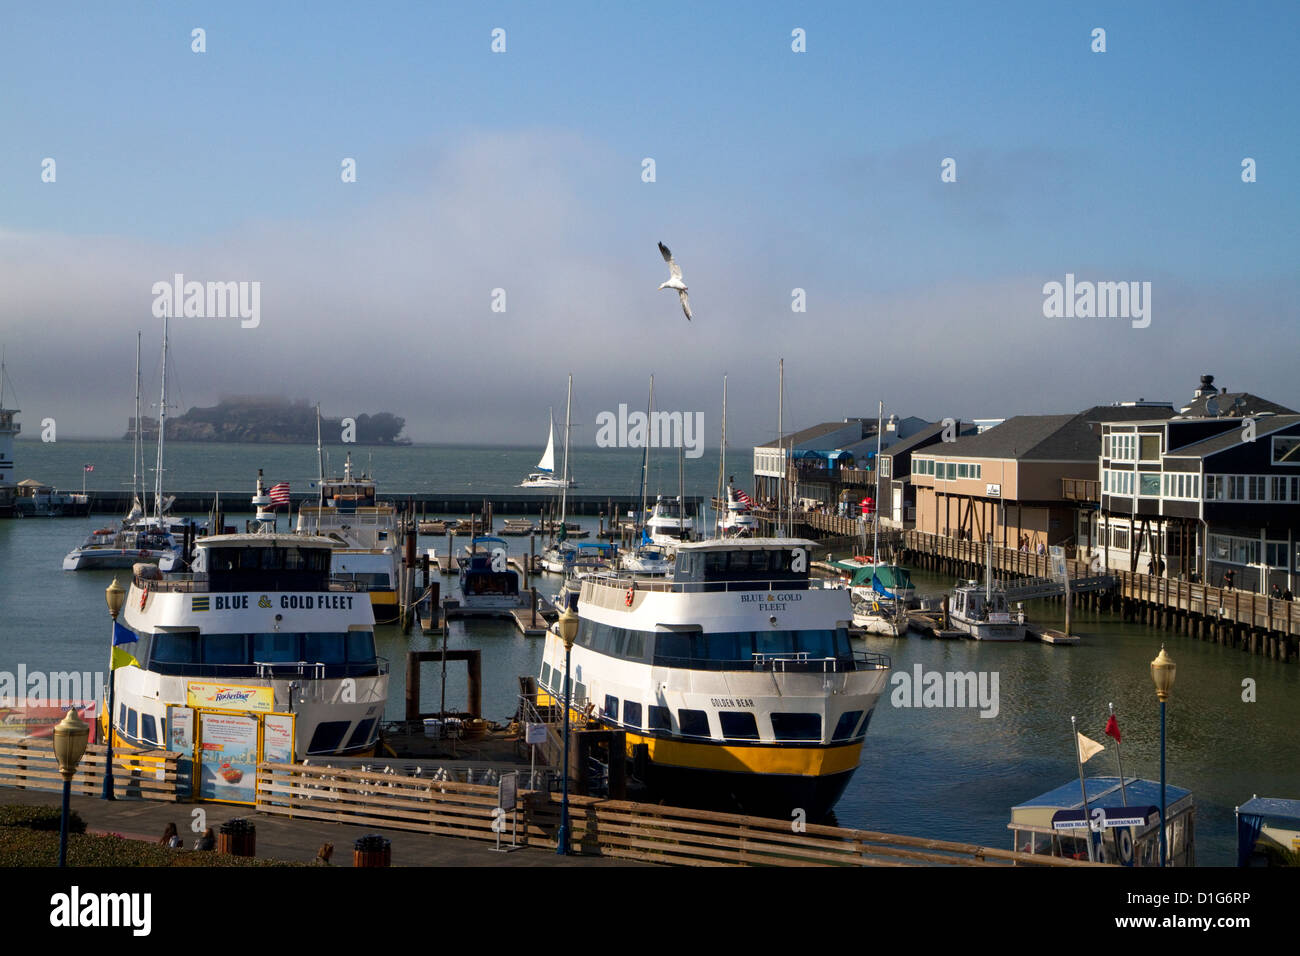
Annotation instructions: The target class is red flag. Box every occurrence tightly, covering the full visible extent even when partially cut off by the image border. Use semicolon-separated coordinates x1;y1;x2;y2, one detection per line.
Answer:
1104;714;1121;743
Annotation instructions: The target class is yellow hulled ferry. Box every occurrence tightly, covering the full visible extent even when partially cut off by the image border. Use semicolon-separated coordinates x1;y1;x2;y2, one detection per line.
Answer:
539;537;890;817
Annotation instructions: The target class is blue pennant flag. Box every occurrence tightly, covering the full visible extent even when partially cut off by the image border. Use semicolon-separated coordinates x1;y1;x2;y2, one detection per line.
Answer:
113;620;137;646
640;527;650;546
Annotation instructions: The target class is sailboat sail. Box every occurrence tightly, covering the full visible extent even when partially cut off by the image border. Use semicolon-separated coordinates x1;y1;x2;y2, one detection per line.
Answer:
537;411;556;473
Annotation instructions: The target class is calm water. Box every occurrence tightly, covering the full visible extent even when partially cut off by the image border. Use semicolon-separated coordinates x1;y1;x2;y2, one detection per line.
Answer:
3;443;1298;865
11;438;725;501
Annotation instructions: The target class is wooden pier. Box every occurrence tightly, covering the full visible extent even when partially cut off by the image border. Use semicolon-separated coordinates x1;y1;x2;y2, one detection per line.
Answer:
900;530;1298;661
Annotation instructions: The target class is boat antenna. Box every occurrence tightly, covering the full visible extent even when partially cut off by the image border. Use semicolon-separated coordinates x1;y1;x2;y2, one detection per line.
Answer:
777;358;785;537
316;402;325;512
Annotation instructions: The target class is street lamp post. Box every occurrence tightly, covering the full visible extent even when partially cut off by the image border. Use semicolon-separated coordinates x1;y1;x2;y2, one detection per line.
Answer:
555;607;579;856
53;708;90;867
103;577;125;800
1150;645;1177;866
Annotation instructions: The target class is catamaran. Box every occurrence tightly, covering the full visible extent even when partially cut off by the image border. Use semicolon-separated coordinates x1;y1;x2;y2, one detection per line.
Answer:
538;537;891;817
64;326;191;571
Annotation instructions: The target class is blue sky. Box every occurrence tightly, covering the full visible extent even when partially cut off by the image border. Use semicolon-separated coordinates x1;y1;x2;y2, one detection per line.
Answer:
1;1;1296;443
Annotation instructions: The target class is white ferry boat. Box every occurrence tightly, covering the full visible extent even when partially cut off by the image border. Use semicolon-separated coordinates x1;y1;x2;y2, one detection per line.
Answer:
538;537;891;817
107;480;388;760
296;453;401;624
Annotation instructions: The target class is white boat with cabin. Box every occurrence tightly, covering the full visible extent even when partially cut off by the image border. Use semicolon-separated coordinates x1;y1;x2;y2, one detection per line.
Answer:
538;537;891;817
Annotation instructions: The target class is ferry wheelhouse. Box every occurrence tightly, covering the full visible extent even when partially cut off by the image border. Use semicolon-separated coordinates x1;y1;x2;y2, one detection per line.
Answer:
296;454;400;624
109;523;388;760
538;538;891;817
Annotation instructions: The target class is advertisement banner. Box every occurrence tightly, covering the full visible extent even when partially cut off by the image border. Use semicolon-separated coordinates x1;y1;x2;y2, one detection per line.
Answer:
186;681;274;713
262;712;295;764
167;705;195;797
0;701;98;742
198;711;259;804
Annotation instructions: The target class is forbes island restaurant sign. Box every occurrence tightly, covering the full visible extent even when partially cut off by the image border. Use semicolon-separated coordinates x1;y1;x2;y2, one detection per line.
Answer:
187;681;274;713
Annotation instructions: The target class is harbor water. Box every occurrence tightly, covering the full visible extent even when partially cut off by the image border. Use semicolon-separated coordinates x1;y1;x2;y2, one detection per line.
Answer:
3;440;1298;865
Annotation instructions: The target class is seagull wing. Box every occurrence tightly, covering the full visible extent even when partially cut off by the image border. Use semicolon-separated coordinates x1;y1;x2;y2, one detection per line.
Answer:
678;289;692;321
659;241;682;280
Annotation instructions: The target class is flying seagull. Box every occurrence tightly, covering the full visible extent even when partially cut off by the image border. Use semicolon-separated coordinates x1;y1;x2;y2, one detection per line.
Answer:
657;241;692;321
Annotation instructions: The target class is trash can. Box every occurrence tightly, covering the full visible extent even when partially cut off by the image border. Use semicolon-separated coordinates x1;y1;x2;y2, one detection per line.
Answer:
353;834;391;868
218;818;256;857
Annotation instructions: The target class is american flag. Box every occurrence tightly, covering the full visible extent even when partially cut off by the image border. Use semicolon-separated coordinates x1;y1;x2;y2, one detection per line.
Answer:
83;464;94;472
735;489;753;507
268;481;291;506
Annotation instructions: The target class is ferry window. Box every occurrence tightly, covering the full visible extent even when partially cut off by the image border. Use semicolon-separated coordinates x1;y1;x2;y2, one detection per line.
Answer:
119;703;126;730
755;630;795;656
127;709;138;739
655;631;691;661
253;633;299;663
700;632;748;662
141;714;158;745
306;721;351;755
604;695;619;720
541;662;553;690
152;632;197;664
719;711;759;740
623;701;642;728
305;634;347;664
832;711;864;741
346;719;377;750
771;713;821;741
648;706;672;732
625;631;645;660
202;634;246;665
575;682;587;706
677;709;711;738
347;631;376;662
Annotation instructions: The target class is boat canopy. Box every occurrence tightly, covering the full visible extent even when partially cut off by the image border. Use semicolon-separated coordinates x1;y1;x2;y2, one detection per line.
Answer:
1010;777;1192;831
850;564;914;591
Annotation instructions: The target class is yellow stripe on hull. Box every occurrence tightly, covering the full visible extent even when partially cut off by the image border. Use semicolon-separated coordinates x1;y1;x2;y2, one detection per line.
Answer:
625;730;862;777
534;689;862;778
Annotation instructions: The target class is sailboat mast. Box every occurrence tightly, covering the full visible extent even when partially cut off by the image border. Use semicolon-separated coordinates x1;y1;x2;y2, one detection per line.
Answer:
133;332;142;518
778;358;785;537
153;313;169;521
316;403;325;516
874;400;883;560
716;375;727;537
560;374;572;524
639;374;653;525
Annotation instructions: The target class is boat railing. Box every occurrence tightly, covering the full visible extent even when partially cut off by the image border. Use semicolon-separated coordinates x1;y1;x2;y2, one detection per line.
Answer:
649;650;890;673
145;658;390;680
587;573;838;594
132;573;363;593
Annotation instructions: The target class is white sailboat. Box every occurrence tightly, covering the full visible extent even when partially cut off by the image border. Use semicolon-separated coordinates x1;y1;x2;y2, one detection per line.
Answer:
520;408;575;488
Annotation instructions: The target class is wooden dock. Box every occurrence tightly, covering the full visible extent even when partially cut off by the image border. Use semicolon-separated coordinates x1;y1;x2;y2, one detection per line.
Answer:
905;609;965;639
1026;624;1080;645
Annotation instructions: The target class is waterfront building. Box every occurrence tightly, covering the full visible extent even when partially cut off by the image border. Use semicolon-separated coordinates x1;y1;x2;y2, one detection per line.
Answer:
751;415;929;513
875;420;977;530
911;403;1173;551
1091;375;1300;592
